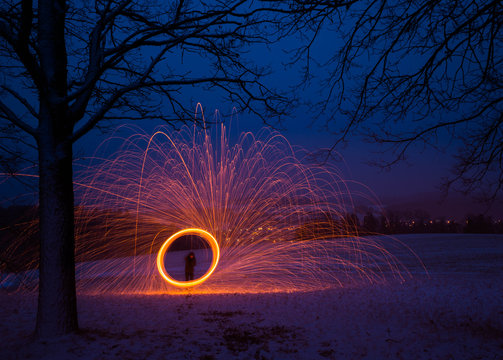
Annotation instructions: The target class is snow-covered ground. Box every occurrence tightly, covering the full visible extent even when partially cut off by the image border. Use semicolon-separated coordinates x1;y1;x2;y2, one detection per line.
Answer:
1;234;502;359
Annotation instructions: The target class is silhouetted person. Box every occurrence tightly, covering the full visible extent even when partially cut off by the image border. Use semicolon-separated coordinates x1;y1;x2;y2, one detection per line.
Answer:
185;252;196;281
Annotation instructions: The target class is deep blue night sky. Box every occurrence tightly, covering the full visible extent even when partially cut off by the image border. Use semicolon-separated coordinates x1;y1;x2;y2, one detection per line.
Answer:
59;98;500;222
0;3;501;222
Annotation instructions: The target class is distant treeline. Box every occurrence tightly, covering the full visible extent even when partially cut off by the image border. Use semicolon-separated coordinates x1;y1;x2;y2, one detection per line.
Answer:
1;205;501;272
0;205;179;272
355;210;503;235
296;209;503;239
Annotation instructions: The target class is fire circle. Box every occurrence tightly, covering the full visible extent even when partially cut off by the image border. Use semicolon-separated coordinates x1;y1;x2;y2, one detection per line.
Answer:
156;228;220;288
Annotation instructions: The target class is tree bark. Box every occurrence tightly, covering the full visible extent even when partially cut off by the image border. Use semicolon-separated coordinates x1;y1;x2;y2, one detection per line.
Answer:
35;125;78;338
35;0;78;338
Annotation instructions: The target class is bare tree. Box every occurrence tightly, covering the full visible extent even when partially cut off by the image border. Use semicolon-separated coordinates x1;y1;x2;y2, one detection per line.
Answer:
289;0;503;200
0;0;291;338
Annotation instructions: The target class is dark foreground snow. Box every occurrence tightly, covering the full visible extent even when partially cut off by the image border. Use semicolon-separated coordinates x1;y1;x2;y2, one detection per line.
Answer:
1;234;502;359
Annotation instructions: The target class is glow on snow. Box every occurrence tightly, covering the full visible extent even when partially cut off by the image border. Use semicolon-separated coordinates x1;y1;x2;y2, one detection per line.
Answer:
0;111;424;294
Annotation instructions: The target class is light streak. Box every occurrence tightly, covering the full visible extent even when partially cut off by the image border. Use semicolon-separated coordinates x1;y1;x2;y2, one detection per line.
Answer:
156;228;220;287
0;114;425;294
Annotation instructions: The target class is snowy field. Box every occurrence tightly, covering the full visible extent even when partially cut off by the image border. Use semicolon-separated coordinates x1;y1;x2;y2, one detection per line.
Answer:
1;233;502;359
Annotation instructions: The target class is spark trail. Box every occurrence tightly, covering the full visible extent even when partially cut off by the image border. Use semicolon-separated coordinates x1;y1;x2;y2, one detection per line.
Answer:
1;118;423;294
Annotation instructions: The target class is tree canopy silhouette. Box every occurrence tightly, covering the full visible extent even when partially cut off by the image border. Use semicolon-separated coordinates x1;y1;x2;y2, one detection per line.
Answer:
290;0;503;200
0;0;292;338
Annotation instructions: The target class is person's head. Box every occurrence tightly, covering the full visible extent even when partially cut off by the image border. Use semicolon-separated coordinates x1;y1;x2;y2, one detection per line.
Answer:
189;251;194;258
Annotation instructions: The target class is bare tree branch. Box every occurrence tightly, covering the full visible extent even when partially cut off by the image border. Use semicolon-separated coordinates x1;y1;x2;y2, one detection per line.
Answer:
0;1;42;90
0;98;37;136
1;86;39;120
292;0;503;199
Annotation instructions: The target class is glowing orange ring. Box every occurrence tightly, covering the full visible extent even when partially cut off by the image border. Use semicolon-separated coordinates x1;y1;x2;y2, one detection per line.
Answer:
156;228;220;288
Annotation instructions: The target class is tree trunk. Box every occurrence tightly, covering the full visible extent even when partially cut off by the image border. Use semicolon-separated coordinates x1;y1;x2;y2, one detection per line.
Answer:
35;125;78;338
35;0;78;338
